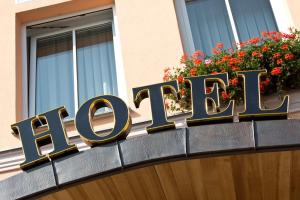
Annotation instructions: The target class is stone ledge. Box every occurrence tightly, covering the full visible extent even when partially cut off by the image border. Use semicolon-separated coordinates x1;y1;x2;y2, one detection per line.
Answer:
188;122;254;155
255;119;300;148
0;163;56;200
53;142;122;186
2;119;300;199
119;128;186;167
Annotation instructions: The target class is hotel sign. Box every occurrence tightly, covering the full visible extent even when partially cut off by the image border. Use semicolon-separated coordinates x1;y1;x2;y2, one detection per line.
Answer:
11;70;289;170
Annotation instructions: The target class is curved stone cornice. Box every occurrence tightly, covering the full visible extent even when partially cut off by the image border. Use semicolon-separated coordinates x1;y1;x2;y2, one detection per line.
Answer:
1;119;300;199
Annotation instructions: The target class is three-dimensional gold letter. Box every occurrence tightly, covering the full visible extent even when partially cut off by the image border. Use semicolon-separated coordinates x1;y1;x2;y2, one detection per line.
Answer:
11;107;77;170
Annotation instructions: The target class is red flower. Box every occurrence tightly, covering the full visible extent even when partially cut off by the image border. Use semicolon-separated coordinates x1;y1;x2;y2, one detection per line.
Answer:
193;58;202;65
177;75;184;84
229;58;241;65
281;44;289;50
221;91;231;100
272;36;280;42
261;45;269;52
273;52;281;59
249;37;260;44
181;88;186;96
229;78;239;86
190;68;197;76
262;31;284;41
211;71;219;75
221;68;226;73
252;51;261;57
206;87;212;94
216;60;223;65
271;67;282;76
238;51;246;58
212;48;220;55
252;51;258;57
231;66;240;71
271;32;283;41
276;32;283;39
260;83;265;92
193;50;204;57
285;53;294;60
216;42;224;49
180;54;188;64
261;78;271;88
283;33;296;39
239;42;247;47
277;59;283;65
222;55;231;61
261;31;269;37
264;78;271;86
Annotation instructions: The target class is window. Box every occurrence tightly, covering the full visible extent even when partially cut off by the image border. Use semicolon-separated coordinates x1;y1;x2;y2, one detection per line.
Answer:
175;0;279;54
26;9;123;118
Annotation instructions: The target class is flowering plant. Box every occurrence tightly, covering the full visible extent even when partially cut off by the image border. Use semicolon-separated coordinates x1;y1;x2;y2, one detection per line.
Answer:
163;28;300;112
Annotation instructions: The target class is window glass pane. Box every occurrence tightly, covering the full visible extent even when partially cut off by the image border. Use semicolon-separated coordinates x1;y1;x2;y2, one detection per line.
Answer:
76;24;118;107
229;0;278;42
186;0;235;54
35;32;75;117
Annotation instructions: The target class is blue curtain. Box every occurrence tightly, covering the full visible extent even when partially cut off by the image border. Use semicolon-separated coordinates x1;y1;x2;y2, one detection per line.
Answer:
35;32;75;118
186;0;235;54
76;25;118;108
229;0;278;42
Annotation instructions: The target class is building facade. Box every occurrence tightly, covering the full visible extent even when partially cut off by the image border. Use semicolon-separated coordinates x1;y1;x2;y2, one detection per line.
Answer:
0;0;300;199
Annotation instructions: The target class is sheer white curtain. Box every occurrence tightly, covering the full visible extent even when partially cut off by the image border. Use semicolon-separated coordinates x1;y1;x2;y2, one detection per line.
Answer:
35;32;75;117
229;0;278;42
32;24;118;117
76;25;118;107
186;0;235;54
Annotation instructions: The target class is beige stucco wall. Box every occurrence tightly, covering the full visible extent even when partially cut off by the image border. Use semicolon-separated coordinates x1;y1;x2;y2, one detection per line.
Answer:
114;0;183;122
287;0;300;28
0;0;19;151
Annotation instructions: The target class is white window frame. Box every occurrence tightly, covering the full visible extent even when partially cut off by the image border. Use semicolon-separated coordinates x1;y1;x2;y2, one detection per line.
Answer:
21;5;128;119
174;0;295;54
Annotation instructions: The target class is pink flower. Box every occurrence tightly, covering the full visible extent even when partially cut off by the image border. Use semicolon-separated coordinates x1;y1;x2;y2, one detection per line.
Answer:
163;74;169;81
205;59;212;65
163;67;170;73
